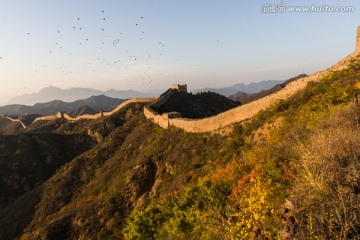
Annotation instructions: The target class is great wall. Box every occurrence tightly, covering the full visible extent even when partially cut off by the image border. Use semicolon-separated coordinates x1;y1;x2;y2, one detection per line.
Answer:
1;98;156;129
1;115;27;129
2;27;360;133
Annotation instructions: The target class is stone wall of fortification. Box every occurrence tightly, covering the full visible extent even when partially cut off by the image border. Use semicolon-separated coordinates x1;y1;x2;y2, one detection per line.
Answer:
5;116;27;129
144;105;170;128
357;26;360;52
144;52;359;133
31;97;156;125
153;115;169;128
33;115;57;121
75;113;102;120
108;98;155;114
143;106;157;120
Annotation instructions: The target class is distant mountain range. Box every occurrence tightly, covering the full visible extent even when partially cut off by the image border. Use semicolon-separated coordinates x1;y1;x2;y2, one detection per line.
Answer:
5;86;159;105
0;95;126;116
5;81;284;106
193;80;283;96
228;74;308;103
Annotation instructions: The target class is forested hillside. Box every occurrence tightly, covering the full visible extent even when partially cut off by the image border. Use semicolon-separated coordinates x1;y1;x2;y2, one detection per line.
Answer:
0;57;359;240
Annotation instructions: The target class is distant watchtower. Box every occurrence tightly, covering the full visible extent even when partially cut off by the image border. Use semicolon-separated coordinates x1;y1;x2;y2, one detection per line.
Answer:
172;84;187;93
56;112;64;119
357;26;360;52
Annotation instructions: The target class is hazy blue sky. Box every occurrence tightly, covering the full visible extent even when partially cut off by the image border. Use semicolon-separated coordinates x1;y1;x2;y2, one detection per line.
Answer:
0;0;359;104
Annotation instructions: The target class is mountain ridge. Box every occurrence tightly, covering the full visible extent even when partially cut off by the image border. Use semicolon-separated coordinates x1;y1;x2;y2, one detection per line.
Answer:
229;74;308;103
0;95;126;116
193;80;283;96
5;81;283;106
5;86;159;105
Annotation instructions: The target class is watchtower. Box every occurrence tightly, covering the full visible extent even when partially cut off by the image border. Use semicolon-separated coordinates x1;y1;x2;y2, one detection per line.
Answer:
172;84;187;93
357;26;360;52
56;112;64;119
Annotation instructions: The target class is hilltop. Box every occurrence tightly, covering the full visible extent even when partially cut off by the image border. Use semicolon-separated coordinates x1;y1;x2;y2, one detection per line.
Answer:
152;91;241;118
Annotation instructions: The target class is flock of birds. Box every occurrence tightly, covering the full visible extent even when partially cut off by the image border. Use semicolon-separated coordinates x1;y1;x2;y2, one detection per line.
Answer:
1;10;222;98
3;10;179;94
